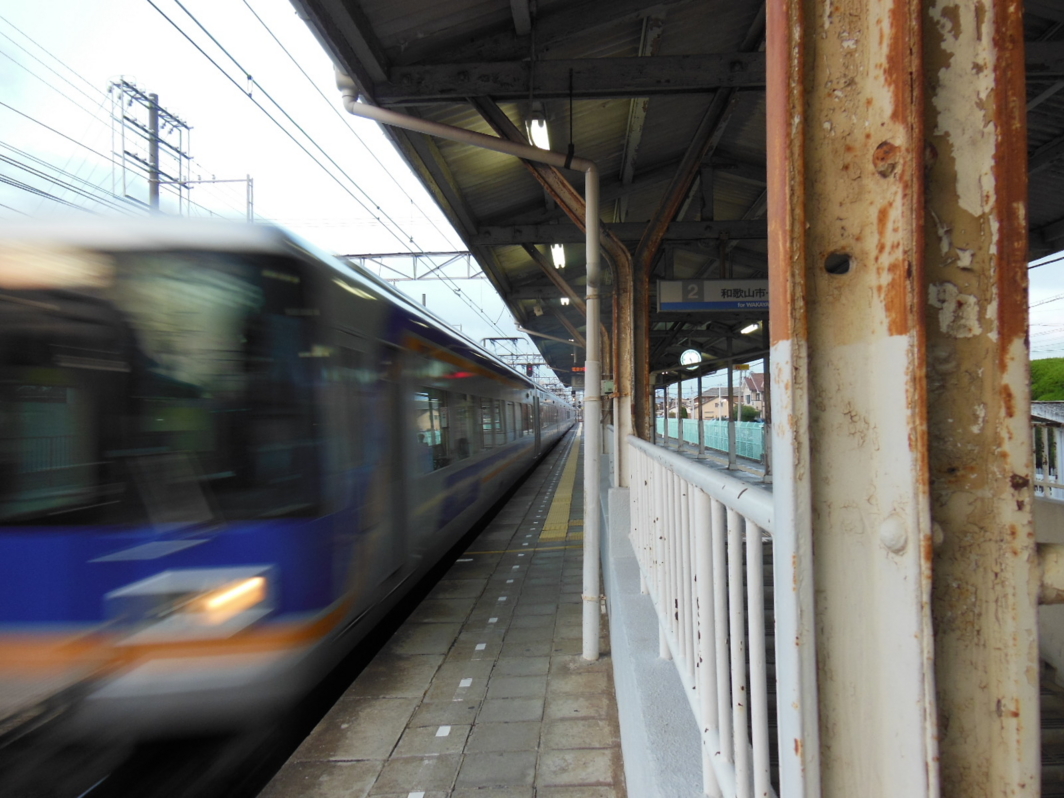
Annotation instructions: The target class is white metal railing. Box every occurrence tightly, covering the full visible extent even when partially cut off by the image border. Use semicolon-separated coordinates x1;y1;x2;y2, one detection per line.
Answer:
628;435;777;798
1034;423;1064;500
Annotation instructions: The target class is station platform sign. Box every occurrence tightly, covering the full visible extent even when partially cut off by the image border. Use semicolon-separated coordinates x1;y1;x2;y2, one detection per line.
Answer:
657;279;768;311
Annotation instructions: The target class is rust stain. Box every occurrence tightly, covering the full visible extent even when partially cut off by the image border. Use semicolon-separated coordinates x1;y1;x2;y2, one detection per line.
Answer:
766;0;802;347
794;737;802;757
885;0;916;126
989;0;1030;370
1002;383;1015;418
1009;473;1029;490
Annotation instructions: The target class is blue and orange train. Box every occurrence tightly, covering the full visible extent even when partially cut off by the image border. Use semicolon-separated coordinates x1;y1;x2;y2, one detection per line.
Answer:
0;219;574;736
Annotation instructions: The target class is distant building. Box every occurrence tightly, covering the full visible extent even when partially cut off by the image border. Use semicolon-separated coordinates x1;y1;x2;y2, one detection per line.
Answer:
688;373;765;420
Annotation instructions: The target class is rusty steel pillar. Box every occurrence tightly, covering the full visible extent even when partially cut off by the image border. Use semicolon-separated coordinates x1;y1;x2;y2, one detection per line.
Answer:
767;0;937;794
923;1;1037;794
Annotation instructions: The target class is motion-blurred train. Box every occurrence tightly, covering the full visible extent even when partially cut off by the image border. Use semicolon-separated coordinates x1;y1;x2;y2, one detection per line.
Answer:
0;219;574;736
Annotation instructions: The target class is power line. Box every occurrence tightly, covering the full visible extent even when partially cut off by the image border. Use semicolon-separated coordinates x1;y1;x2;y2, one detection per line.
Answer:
0;11;103;97
0;48;111;125
0;200;28;216
0;153;134;213
152;0;419;253
0;173;93;211
240;0;458;248
0;99;114;163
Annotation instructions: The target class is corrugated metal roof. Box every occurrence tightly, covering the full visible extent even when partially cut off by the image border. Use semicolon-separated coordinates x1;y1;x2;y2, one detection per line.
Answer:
296;0;1062;380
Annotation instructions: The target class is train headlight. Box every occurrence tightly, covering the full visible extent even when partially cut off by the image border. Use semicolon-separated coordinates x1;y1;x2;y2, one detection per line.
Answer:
105;566;275;642
187;576;268;625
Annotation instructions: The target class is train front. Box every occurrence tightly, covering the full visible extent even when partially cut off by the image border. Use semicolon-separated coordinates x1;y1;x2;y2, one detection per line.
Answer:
0;227;338;737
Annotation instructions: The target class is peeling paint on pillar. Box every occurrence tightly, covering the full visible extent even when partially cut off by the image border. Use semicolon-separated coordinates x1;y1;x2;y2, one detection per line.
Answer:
924;0;1038;794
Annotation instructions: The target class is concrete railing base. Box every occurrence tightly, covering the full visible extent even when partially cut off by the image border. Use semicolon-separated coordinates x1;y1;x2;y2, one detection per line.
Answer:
602;485;703;797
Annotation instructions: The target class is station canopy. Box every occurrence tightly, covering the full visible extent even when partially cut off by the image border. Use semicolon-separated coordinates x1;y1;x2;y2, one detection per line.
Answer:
296;0;1064;386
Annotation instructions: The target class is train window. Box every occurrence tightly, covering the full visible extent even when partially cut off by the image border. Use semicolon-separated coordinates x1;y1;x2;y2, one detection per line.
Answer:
414;388;450;473
522;403;533;436
507;402;516;442
451;393;475;460
338;346;364;469
479;397;494;450
493;400;506;447
0;251;323;524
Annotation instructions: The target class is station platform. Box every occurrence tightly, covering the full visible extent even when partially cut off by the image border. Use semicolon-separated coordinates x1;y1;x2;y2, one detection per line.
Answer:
262;427;625;798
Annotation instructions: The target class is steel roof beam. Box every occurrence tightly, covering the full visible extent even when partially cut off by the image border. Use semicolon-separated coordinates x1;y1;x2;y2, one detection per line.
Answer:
476;219;766;245
375;54;765;104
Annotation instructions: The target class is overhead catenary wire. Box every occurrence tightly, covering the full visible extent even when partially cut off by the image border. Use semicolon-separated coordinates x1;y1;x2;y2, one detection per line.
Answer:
151;0;514;338
239;0;459;249
152;0;422;254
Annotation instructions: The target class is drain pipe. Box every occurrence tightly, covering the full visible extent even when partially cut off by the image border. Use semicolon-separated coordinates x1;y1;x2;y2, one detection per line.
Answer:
336;73;603;660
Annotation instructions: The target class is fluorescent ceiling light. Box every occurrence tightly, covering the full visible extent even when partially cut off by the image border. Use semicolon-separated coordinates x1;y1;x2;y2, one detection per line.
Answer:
551;244;565;269
527;116;551;150
560;296;570;306
741;322;760;334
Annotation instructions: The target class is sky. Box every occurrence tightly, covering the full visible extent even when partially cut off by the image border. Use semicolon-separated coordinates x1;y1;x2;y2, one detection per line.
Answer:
1;0;1062;395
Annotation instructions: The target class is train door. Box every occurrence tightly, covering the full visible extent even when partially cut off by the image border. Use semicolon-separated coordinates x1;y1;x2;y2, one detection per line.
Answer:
533;395;541;456
337;333;405;600
378;348;407;584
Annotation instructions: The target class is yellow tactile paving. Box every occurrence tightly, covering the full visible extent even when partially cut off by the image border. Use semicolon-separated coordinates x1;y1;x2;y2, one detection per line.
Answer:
538;437;580;542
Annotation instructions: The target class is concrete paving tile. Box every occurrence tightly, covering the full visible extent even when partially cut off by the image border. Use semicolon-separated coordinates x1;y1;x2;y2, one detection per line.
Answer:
455;751;538;788
549;654;611;675
503;626;554;645
448;637;505;661
465;720;542;752
508;613;555;630
385;623;463;656
292;697;419;761
544;693;609;721
408;700;481;727
428;579;487;599
549;638;583;656
523;577;561;587
451;788;534;798
547;672;609;695
537;748;614;787
346;654;443;698
537;787;616;798
368;753;461;794
424;672;489;702
477;697;544;723
485;674;548;699
400;598;473;624
493;656;550;677
500;639;553;658
391;723;471;757
542;718;617;750
257;760;382;798
553;622;583;640
511;603;557;616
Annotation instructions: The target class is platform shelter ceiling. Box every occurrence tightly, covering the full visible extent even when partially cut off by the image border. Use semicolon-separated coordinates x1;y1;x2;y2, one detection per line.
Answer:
296;0;1064;386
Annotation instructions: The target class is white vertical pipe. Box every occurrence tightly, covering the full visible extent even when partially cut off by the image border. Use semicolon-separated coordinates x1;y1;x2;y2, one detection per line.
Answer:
679;476;691;668
695;488;722;798
581;163;602;660
746;521;771;797
712;498;733;762
728;508;751;798
333;78;604;661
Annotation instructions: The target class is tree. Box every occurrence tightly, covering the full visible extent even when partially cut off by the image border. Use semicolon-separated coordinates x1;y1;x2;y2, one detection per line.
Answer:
730;404;759;422
1032;358;1064;401
679;406;689;419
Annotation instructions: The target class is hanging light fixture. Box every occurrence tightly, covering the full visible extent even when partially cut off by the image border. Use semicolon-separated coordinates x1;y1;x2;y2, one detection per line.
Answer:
551;244;566;269
526;101;550;150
